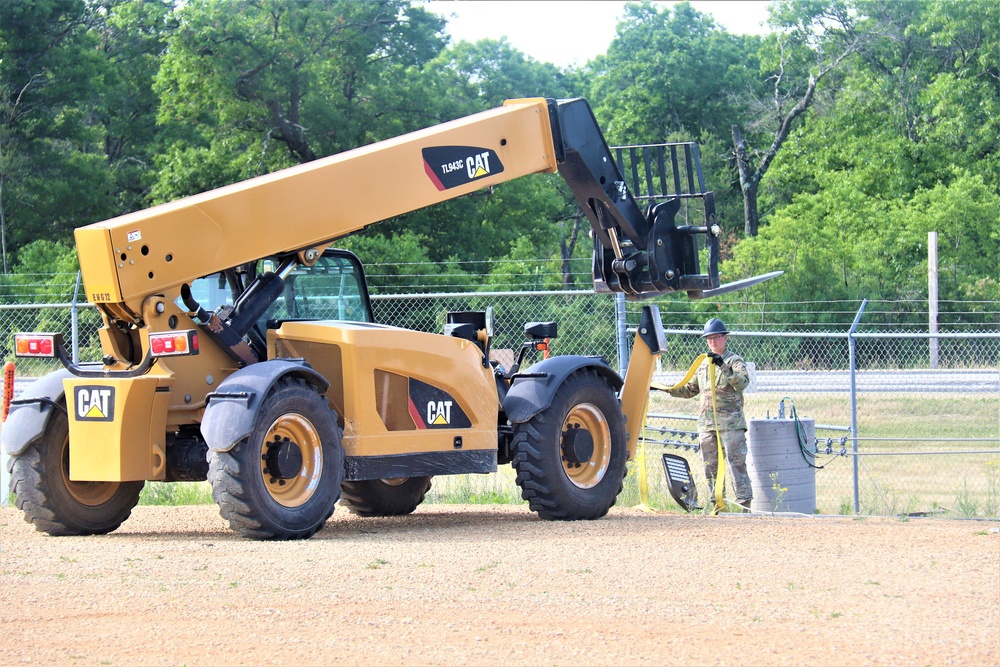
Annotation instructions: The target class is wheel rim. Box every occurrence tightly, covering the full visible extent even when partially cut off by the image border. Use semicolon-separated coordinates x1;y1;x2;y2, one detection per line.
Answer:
260;413;323;508
60;435;119;506
560;403;611;489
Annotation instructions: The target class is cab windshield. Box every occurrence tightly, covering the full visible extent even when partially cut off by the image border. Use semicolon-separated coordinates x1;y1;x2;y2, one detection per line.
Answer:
182;252;373;329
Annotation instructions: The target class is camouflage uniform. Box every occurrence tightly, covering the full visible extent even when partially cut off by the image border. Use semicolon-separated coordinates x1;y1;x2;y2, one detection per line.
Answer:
668;350;752;507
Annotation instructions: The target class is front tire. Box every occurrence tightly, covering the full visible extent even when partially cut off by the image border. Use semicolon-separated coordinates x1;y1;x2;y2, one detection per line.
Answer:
340;477;433;517
510;370;627;520
8;407;143;535
208;378;344;540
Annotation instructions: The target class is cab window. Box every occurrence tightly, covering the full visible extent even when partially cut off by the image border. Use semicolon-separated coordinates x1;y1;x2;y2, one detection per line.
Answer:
182;252;373;327
262;254;372;324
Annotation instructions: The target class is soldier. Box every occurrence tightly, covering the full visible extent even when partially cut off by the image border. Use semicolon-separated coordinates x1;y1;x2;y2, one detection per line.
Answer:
668;318;752;511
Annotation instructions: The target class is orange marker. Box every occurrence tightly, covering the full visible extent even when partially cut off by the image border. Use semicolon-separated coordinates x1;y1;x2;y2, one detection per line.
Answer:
2;361;15;422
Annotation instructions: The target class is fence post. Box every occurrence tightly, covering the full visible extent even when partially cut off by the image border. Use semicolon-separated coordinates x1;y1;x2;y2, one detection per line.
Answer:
71;271;82;364
928;231;939;369
848;299;867;514
615;292;628;376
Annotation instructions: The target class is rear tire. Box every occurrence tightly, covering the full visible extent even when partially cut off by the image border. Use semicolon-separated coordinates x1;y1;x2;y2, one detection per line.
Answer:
8;407;143;535
208;378;344;540
340;477;433;517
510;370;627;520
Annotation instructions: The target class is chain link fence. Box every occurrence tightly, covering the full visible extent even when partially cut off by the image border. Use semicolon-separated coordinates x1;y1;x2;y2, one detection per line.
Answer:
2;290;998;517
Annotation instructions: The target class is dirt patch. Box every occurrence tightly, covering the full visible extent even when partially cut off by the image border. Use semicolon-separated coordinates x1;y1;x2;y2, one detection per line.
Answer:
1;504;997;666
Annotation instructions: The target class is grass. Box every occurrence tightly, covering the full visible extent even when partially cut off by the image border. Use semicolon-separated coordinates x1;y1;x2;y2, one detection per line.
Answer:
640;390;1000;518
97;439;1000;519
139;481;213;506
650;390;999;442
3;388;995;517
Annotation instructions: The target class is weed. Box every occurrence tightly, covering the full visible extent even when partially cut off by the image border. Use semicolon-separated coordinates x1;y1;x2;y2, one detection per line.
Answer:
983;459;1000;517
139;481;213;506
366;558;389;569
770;472;788;510
956;478;980;517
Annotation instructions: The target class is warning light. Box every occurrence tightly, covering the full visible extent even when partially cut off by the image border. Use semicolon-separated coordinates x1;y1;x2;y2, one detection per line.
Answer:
148;330;199;357
13;333;61;358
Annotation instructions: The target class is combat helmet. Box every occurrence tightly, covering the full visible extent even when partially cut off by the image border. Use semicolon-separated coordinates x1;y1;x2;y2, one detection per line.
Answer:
700;318;729;338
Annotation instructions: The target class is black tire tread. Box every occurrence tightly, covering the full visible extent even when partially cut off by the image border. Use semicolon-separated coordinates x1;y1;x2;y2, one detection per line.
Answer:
340;477;433;517
207;377;343;540
510;370;627;520
8;412;142;536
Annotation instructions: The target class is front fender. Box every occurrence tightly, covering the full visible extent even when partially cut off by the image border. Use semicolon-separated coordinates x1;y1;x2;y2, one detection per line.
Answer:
201;359;329;453
1;369;73;457
502;356;622;424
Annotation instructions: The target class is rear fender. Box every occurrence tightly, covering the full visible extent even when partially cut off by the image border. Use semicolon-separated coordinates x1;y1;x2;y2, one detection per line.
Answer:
1;369;73;457
502;356;622;424
201;359;330;453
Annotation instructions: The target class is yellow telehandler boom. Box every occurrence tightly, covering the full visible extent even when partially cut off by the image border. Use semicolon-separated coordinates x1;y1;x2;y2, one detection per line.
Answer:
4;98;777;539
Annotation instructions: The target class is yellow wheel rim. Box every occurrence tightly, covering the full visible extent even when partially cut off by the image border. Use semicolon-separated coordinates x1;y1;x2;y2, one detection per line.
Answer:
260;413;323;508
561;403;611;489
61;436;118;506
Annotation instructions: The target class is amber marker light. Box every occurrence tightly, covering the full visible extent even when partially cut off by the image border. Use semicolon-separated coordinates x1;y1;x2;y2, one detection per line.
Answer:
13;333;60;358
148;330;200;357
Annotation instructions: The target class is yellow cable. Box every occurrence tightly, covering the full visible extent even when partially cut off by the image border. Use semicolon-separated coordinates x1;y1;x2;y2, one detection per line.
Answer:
654;353;727;514
709;363;726;514
635;391;653;512
653;353;710;392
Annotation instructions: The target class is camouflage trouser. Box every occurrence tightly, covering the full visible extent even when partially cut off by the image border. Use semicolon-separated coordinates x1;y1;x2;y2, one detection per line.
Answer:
698;429;752;505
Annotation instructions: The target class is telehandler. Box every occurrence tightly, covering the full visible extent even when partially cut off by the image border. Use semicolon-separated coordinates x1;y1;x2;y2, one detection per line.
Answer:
3;98;776;539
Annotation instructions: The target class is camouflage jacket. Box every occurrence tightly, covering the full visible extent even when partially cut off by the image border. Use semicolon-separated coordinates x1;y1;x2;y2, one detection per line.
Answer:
667;350;749;431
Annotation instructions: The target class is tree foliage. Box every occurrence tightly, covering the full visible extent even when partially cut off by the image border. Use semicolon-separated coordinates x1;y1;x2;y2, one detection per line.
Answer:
151;0;448;198
0;0;995;326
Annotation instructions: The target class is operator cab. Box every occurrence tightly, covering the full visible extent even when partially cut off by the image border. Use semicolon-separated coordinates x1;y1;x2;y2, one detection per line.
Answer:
257;250;373;328
181;248;374;361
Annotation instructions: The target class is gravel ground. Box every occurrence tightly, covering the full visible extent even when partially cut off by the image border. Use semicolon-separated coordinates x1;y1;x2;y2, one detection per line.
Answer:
1;503;998;666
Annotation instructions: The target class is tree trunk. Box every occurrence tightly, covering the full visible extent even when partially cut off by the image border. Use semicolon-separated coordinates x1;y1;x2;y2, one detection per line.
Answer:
732;125;760;237
558;211;584;288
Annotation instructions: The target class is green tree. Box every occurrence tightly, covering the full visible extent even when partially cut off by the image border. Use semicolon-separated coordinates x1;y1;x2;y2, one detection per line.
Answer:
0;0;114;268
730;0;861;236
586;1;758;251
747;0;998;309
370;38;585;271
152;0;448;200
590;1;749;143
94;0;176;215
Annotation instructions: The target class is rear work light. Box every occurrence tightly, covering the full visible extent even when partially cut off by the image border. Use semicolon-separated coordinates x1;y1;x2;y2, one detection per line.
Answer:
14;333;63;358
148;330;200;357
